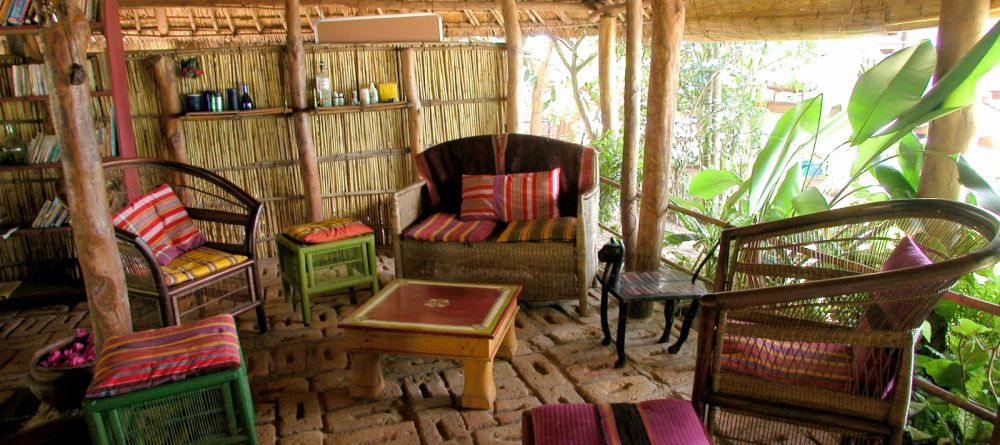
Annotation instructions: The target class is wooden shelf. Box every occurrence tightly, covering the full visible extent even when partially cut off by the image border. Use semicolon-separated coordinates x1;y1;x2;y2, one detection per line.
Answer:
313;101;407;115
0;156;119;173
0;90;114;104
0;279;85;311
181;107;291;120
0;22;103;36
1;224;72;238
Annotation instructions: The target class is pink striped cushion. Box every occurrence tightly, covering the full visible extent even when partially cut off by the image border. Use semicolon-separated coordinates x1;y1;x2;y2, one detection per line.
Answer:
460;174;503;221
151;184;207;253
721;335;853;392
403;213;496;242
501;168;561;222
528;399;709;445
86;314;242;398
112;189;181;266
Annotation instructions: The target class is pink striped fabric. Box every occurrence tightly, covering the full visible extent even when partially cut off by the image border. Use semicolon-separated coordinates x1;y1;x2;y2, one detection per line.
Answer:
403;213;497;242
528;399;710;445
460;174;503;221
501;168;561;222
152;184;207;252
112;188;181;266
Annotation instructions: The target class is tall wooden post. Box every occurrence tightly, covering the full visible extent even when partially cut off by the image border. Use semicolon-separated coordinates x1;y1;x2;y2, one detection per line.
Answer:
39;0;131;348
598;15;617;136
148;55;188;164
918;0;988;200
634;0;684;317
500;0;522;133
620;0;641;270
401;48;424;166
286;0;324;221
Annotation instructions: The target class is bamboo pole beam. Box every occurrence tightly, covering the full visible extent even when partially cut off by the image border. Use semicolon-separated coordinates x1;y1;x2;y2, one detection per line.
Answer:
38;0;132;349
121;0;600;12
148;55;188;164
634;0;684;317
620;0;640;271
251;9;263;32
918;0;989;200
286;0;324;222
222;8;236;33
208;8;219;32
598;14;617;136
500;0;521;133
401;48;424;167
155;9;169;35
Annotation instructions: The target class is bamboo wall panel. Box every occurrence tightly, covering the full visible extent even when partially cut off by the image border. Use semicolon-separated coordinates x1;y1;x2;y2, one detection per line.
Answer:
311;113;349;157
338;109;407;153
356;48;400;94
132;118;164;158
125;53;167;158
308;47;357;102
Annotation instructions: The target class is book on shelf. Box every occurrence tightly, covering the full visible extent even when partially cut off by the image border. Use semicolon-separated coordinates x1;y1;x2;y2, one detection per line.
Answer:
0;0;99;26
3;57;105;98
31;197;68;229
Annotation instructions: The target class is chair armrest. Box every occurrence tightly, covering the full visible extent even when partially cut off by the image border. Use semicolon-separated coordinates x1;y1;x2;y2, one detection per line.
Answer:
577;180;599;284
392;181;426;278
114;228;166;294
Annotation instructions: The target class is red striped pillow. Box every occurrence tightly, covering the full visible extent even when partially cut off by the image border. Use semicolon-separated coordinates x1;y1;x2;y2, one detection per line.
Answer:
460;174;503;221
150;184;207;253
403;213;496;242
500;168;561;222
112;189;181;266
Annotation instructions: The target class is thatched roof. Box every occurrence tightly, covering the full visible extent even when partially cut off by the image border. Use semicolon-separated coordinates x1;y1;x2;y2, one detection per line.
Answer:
117;0;1000;49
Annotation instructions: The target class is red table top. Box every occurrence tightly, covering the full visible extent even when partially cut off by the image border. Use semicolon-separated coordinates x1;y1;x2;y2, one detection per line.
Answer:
340;279;520;338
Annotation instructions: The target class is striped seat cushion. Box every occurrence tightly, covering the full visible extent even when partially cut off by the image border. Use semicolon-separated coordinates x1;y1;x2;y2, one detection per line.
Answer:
528;399;710;445
500;168;561;222
86;314;242;399
403;213;497;242
497;217;576;242
161;246;248;287
112;187;181;266
283;218;373;244
460;174;504;221
720;335;853;392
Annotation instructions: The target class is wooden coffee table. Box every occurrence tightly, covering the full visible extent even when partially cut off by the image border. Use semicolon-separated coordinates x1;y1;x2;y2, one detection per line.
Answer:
340;279;520;410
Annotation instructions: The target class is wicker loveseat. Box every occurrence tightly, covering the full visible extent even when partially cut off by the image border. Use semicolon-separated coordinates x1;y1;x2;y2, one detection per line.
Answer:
391;134;598;313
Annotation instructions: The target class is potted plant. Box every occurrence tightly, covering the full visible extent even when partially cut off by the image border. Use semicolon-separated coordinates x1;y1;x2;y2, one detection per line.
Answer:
25;328;96;411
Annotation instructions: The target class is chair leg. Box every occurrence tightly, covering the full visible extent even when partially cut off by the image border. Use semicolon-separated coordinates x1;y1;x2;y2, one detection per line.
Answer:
668;299;699;354
658;300;675;344
600;290;611;346
255;305;268;334
615;301;628;368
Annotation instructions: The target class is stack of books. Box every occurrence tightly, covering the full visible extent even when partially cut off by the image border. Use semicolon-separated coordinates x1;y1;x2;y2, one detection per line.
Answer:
9;63;47;97
0;0;102;26
31;197;70;229
26;134;60;163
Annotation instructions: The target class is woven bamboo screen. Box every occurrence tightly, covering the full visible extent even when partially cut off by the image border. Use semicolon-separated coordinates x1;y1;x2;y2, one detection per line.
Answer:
124;43;506;258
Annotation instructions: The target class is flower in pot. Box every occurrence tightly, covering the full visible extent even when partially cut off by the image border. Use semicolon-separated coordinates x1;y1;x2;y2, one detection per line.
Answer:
25;328;96;411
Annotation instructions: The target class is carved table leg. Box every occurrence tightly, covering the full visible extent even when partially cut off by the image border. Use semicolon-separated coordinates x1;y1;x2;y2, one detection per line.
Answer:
497;324;518;359
461;358;496;410
349;352;384;399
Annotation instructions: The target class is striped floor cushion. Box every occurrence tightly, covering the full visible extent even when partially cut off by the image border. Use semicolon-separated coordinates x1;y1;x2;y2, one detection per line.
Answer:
404;213;497;242
497;217;576;242
86;314;242;398
720;335;853;392
283;218;373;244
527;399;710;445
161;246;248;287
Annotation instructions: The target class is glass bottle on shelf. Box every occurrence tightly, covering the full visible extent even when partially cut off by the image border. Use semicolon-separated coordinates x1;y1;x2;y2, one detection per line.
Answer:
239;83;254;111
369;82;379;104
316;62;333;108
1;124;27;165
351;90;360;106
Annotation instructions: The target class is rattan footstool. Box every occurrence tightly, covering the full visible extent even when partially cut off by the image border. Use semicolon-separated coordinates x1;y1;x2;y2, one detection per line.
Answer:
83;314;257;445
278;219;379;326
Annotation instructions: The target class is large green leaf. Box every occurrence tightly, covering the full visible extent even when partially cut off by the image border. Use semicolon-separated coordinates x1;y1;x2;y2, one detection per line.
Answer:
791;186;830;215
897;133;924;190
871;163;917;199
850;126;915;176
880;21;1000;136
847;40;935;146
688;169;743;200
923;359;965;390
956;155;1000;214
747;95;823;215
764;164;802;221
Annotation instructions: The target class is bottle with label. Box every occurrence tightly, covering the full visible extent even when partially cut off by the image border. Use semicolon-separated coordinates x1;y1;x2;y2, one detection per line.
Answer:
360;87;370;105
316;62;333;107
369;82;379;104
239;83;254;111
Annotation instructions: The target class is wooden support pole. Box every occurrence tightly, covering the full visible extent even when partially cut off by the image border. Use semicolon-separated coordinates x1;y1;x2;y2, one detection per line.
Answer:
155;9;169;35
286;0;324;222
634;0;684;317
620;0;641;271
598;14;617;136
401;48;424;164
918;0;989;200
148;55;188;164
529;39;553;135
500;0;521;133
38;0;131;349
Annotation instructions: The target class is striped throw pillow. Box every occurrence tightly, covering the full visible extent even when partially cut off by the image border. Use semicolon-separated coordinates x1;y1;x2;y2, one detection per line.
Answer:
460;174;504;221
500;168;561;222
151;184;207;253
112;189;181;266
497;217;576;242
404;213;496;242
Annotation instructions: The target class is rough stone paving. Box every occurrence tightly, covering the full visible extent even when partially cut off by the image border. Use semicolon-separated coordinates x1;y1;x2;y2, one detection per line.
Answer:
0;258;699;444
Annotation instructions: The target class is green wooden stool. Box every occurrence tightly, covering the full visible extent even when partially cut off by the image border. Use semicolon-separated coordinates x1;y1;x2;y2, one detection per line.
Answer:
277;232;379;325
83;315;256;445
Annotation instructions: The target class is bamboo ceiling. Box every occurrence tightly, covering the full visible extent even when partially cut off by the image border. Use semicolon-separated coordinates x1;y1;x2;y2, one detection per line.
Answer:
116;0;1000;49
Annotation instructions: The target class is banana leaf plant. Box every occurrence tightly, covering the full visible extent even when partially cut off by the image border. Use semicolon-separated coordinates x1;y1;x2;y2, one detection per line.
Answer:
684;21;1000;224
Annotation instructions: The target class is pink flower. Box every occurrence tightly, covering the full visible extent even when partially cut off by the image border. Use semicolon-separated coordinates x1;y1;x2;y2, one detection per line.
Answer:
75;327;87;338
68;356;86;367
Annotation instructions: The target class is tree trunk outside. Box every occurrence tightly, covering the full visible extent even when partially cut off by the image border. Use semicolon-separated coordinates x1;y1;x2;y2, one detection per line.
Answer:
620;0;642;271
529;40;553;136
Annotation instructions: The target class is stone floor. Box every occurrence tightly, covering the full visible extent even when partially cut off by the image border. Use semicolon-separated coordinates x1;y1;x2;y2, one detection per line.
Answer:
0;278;699;445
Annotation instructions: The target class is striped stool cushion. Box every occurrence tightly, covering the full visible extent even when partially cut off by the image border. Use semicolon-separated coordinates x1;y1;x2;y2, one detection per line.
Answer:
86;314;242;398
283;218;374;244
527;399;709;445
497;217;576;242
161;246;248;287
404;213;497;242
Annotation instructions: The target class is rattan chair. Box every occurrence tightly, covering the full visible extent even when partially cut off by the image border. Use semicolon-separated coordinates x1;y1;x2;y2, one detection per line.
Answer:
102;158;267;332
692;199;1000;444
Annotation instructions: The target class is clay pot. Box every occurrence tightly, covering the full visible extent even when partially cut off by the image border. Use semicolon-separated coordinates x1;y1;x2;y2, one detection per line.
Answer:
24;336;94;411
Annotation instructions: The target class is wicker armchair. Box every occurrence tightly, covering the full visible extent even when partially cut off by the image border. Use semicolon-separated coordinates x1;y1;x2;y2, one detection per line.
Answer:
102;158;267;332
692;199;1000;444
